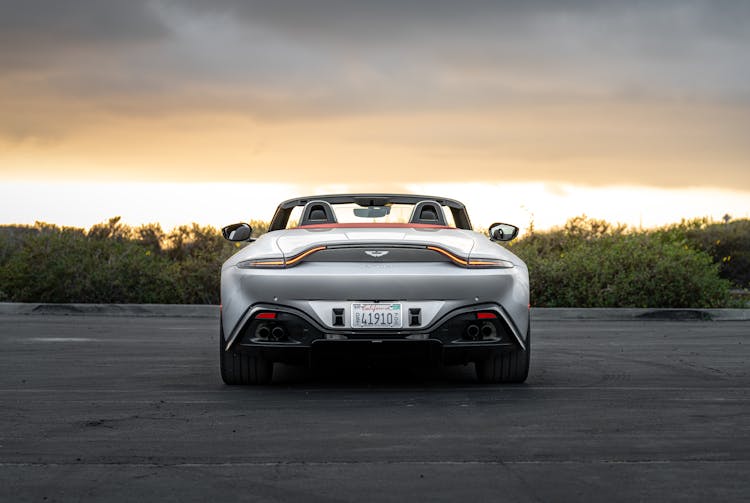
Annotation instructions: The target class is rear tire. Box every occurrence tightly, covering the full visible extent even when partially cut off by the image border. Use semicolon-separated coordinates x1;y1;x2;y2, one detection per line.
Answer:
220;320;273;385
475;326;530;384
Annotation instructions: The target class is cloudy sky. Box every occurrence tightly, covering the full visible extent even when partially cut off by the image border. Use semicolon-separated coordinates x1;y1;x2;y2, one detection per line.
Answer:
1;1;748;229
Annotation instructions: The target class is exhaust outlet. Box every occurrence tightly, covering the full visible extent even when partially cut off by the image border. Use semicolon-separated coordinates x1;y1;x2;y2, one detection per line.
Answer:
271;326;287;341
481;323;496;339
466;324;480;340
256;325;271;339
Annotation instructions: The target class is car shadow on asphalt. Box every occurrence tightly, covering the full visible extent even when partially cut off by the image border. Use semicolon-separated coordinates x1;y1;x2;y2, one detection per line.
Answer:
267;361;489;388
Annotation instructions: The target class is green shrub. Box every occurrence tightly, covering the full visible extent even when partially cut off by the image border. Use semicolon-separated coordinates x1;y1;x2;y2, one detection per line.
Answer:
686;220;750;289
651;218;750;288
0;223;177;303
165;224;239;304
512;218;733;308
0;215;741;307
0;220;242;304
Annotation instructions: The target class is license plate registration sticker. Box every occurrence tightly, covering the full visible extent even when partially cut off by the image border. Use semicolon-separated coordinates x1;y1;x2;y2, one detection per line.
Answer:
351;303;402;329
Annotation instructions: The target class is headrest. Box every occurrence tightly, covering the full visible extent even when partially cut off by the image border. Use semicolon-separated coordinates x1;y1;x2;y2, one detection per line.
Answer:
408;200;447;225
300;200;337;226
309;208;327;221
420;207;437;221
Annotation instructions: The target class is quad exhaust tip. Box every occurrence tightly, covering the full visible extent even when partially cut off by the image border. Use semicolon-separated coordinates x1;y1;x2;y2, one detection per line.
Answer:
257;325;271;339
255;324;288;341
465;322;498;341
481;323;495;338
271;326;287;341
466;324;480;340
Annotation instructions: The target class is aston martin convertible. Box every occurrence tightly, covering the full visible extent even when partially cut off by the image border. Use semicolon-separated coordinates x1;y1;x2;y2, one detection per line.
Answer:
219;194;530;384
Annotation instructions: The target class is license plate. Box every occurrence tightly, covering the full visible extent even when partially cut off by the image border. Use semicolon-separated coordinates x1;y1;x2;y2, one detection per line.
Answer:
351;303;402;329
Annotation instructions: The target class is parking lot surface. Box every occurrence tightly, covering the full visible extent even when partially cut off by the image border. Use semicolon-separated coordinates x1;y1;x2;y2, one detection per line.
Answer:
0;314;748;502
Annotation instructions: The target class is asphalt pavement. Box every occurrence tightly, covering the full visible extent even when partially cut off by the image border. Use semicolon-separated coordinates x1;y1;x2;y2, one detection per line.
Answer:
0;313;748;502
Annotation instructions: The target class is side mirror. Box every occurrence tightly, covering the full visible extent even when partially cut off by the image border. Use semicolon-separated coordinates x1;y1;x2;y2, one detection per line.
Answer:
222;223;253;242
489;222;519;242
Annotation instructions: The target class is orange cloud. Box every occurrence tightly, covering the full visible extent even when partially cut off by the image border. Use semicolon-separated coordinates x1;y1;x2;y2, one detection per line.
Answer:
1;1;749;191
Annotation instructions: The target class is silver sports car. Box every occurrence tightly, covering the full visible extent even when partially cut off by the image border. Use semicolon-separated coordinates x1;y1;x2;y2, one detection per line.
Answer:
219;194;530;384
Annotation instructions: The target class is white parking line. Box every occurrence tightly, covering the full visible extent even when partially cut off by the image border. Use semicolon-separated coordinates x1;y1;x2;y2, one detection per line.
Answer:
27;337;97;342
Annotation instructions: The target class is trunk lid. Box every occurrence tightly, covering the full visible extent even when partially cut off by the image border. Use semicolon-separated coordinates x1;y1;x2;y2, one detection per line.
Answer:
275;227;477;258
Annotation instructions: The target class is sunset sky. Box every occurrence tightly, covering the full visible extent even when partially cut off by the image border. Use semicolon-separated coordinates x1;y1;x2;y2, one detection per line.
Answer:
1;1;748;232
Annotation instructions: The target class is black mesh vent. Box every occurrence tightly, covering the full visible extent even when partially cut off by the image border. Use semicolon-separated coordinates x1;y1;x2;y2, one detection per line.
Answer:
332;308;345;326
409;308;421;326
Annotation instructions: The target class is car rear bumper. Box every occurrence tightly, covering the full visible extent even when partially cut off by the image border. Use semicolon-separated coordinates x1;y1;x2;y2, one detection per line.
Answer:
220;262;530;346
225;302;527;365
